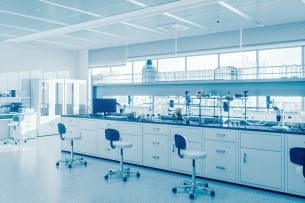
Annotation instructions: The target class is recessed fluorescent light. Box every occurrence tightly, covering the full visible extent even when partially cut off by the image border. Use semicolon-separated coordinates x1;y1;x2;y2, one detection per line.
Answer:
121;21;163;34
302;0;305;4
163;12;205;29
38;0;102;17
218;1;262;26
126;0;147;7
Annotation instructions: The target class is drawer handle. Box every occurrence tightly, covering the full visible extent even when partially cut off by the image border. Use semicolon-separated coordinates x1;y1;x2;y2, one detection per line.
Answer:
172;144;175;152
243;153;247;163
153;128;160;132
216;149;226;154
216;133;226;137
152;141;160;145
152;155;160;159
105;148;111;151
216;166;226;170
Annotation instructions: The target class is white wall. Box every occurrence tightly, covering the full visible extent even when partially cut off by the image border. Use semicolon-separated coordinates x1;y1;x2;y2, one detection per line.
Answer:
0;43;81;90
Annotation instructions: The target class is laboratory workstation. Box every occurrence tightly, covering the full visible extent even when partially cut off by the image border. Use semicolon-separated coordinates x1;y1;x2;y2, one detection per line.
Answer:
1;0;305;202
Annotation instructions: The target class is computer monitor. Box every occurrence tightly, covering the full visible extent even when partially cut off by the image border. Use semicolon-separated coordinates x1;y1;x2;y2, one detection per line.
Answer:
92;98;117;115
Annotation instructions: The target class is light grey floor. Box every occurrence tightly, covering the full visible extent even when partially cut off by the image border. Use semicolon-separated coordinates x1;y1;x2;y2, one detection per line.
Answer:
0;136;304;203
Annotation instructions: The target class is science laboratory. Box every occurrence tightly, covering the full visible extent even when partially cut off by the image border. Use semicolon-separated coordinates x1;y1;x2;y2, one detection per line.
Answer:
0;0;305;202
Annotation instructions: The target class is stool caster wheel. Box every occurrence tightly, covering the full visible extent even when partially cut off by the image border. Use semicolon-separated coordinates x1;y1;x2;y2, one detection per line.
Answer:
83;161;87;166
68;164;72;168
56;162;59;167
136;172;140;177
210;190;215;196
205;183;208;187
104;175;109;180
123;177;127;182
172;188;177;193
189;193;195;199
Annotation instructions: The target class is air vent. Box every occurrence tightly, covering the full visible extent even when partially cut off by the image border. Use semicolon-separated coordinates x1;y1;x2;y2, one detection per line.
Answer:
157;23;190;32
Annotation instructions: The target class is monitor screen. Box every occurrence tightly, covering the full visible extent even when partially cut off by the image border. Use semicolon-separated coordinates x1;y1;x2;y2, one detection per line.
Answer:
93;98;117;115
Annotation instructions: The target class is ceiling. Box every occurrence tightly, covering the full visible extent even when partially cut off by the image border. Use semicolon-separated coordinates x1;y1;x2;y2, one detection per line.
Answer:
1;0;305;51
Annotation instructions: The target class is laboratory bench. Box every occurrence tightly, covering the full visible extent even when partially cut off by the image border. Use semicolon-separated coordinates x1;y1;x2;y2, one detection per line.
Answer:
0;113;37;141
60;114;305;197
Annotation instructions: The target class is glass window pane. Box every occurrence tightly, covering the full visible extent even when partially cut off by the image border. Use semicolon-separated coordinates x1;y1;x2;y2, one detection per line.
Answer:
158;57;185;81
220;51;257;68
259;47;301;67
186;54;217;80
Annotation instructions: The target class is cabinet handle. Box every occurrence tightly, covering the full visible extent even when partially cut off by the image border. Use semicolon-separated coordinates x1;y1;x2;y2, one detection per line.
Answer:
243;153;247;163
152;155;160;159
216;149;226;154
172;144;175;152
216;166;226;170
105;148;111;151
152;141;160;145
216;133;225;137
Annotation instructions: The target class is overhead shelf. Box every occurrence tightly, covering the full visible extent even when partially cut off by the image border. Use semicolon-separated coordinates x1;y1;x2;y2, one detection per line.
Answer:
93;78;305;97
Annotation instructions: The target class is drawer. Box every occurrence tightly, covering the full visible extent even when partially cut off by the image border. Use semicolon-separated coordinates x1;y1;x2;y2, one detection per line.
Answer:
143;123;168;135
170;126;202;143
143;135;169;168
240;132;282;151
100;120;119;129
119;122;142;135
78;119;97;130
204;128;237;142
287;134;305;148
61;117;78;126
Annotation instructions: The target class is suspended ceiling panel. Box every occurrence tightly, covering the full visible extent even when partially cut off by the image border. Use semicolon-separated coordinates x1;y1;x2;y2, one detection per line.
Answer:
0;0;304;50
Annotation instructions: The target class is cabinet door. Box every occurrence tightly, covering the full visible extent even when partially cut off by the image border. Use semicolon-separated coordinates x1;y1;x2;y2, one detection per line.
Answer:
286;134;305;196
169;126;203;174
240;148;282;189
240;131;283;190
76;119;97;155
119;122;142;164
96;128;118;160
77;129;97;155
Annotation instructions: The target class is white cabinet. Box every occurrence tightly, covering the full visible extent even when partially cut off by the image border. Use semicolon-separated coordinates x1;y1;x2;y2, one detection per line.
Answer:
96;120;118;160
19;114;37;139
77;118;98;156
143;123;169;169
60;117;79;151
286;134;305;196
169;126;203;175
204;128;238;182
118;121;142;164
240;131;284;190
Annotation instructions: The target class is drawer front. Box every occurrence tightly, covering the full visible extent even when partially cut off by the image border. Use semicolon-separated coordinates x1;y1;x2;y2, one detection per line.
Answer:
102;120;119;129
61;117;78;126
143;123;168;135
240;132;282;151
204;140;236;180
143;134;169;168
78;119;97;130
119;122;142;135
204;128;236;142
287;134;305;148
170;126;202;143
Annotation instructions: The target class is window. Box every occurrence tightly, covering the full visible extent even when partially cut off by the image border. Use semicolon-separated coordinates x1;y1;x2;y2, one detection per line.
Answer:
258;47;302;79
186;54;217;80
158;57;185;81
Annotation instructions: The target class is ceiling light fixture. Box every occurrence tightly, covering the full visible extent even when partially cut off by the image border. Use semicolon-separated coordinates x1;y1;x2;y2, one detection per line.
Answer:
126;0;147;7
218;1;262;26
121;21;163;34
0;9;67;25
163;12;205;29
38;0;102;17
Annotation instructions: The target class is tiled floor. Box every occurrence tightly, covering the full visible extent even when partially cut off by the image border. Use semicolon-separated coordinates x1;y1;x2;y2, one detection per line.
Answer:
0;136;304;203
